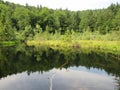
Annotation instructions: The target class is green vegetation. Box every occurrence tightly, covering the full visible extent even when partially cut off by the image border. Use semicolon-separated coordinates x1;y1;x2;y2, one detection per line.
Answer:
27;30;120;55
0;0;120;53
0;41;16;46
27;40;120;55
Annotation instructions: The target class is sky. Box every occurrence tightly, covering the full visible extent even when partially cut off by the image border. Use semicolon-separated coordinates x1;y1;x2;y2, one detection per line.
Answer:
3;0;120;11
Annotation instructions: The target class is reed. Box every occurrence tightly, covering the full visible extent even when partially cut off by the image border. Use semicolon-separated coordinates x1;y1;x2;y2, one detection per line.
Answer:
27;40;120;55
0;41;16;46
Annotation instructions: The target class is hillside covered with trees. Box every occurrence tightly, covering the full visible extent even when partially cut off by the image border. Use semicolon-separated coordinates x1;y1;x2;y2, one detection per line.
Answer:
0;0;120;41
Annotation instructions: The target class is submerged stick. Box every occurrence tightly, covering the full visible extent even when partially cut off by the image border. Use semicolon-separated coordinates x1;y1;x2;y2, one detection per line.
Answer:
49;73;56;90
49;61;68;90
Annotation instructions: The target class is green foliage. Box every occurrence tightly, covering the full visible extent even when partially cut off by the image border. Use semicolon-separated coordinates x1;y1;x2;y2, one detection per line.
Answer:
34;24;42;34
0;1;120;41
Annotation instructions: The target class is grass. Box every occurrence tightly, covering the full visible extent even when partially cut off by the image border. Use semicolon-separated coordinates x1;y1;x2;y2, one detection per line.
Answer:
27;40;120;55
0;41;16;46
32;30;120;41
27;30;120;55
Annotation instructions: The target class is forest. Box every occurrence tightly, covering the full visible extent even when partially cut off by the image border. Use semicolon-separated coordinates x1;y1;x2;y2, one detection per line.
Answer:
0;0;120;42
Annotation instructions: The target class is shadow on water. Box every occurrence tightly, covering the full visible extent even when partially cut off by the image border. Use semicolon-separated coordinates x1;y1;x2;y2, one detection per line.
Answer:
0;44;120;90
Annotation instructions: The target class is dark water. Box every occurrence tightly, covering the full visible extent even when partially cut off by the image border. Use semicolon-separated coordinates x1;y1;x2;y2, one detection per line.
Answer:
0;44;120;90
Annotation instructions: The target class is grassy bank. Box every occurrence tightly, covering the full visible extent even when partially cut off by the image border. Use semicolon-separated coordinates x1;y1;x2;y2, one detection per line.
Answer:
27;30;120;55
27;40;120;55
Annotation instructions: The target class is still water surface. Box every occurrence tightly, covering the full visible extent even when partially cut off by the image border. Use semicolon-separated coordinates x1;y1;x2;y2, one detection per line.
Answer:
0;45;120;90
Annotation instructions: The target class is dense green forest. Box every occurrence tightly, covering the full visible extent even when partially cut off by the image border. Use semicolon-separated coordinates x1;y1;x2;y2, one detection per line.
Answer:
0;0;120;41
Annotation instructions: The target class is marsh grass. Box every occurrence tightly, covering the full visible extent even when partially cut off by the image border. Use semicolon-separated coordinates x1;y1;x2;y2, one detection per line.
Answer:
27;40;120;55
0;41;16;46
32;30;120;41
28;30;120;55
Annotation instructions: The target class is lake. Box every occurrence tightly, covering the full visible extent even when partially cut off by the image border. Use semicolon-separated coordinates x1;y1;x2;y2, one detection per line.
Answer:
0;44;120;90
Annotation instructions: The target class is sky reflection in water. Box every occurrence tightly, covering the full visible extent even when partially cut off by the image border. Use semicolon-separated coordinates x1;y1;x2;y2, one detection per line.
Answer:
0;66;118;90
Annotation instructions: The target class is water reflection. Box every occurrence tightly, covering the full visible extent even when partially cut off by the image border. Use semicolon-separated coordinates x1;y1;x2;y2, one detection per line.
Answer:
0;68;118;90
0;44;120;90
